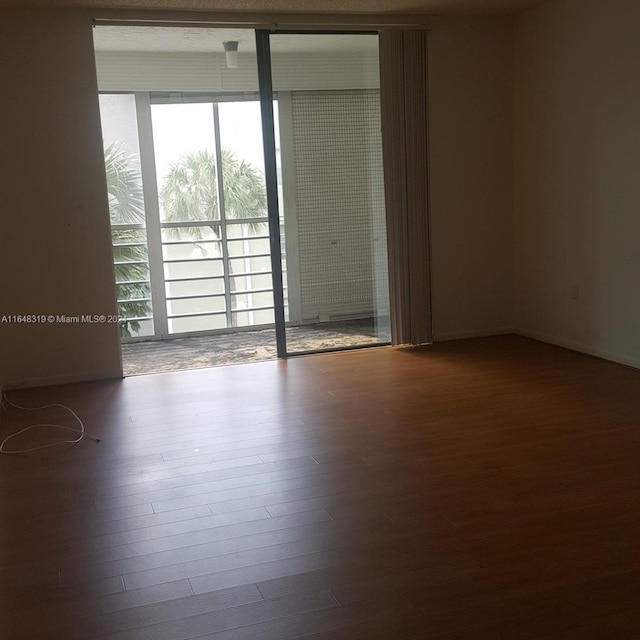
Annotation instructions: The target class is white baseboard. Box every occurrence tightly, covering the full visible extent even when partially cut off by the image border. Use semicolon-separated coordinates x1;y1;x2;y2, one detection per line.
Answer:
432;327;514;342
515;328;640;370
4;369;124;391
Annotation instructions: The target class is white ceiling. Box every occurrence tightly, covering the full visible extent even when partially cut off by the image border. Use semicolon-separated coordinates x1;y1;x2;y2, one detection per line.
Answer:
1;0;549;15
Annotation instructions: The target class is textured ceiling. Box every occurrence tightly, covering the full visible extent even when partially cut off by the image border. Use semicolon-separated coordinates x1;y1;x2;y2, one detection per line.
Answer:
0;0;548;15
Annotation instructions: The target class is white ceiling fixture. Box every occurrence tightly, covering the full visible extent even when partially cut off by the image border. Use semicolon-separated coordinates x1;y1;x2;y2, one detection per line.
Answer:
222;40;239;67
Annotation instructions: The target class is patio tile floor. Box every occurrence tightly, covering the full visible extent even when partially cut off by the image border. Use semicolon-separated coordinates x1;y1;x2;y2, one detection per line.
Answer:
121;318;388;376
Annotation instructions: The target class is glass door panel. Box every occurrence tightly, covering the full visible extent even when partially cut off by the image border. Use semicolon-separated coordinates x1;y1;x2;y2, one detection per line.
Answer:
151;103;219;224
150;98;278;335
150;103;221;334
218;101;276;327
266;33;391;355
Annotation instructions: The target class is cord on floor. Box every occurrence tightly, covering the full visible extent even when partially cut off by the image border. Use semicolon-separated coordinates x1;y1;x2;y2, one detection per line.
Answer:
0;391;100;455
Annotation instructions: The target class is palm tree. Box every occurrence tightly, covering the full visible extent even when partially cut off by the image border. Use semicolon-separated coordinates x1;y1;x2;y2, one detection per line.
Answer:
159;149;268;327
159;149;267;238
104;147;267;335
104;144;152;338
104;144;145;225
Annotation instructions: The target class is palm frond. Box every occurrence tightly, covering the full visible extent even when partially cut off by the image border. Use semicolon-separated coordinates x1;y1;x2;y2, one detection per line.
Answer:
159;150;218;241
103;146;152;336
103;145;269;336
159;149;268;239
104;144;146;225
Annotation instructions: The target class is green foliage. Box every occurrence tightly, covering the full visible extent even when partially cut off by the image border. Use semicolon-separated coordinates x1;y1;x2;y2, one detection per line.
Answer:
104;144;146;225
159;149;268;240
104;144;152;338
159;148;269;329
104;145;269;336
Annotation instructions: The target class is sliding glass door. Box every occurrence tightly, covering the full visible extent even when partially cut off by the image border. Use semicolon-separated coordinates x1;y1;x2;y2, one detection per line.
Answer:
150;96;274;334
257;31;391;356
97;25;393;367
99;93;279;340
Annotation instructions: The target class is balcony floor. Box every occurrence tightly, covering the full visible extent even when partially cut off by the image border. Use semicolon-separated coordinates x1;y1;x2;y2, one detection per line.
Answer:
121;318;387;376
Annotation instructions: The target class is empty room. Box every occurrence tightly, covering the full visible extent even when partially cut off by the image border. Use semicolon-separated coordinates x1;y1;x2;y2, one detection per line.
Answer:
1;0;640;638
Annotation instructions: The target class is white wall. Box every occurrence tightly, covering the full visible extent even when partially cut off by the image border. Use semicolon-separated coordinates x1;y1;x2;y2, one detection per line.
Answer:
514;0;640;367
0;10;122;388
428;17;514;340
95;50;380;92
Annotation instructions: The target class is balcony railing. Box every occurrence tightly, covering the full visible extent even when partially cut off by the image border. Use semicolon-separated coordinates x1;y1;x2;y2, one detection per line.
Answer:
111;219;286;339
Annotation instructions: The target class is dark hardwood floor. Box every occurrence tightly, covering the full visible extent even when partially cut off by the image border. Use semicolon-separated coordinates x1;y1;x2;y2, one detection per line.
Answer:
2;335;640;639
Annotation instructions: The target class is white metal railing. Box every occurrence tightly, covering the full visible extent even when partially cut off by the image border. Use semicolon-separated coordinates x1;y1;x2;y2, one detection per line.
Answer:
159;220;275;334
111;223;154;332
104;93;287;340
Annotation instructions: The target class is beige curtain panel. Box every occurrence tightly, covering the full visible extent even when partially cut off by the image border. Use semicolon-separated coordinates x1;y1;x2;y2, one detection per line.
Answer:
379;30;432;346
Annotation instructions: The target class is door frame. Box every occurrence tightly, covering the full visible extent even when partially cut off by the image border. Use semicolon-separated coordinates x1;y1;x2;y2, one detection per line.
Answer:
255;28;391;358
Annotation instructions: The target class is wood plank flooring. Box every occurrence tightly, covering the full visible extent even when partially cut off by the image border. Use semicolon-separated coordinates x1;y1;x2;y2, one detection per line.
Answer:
2;335;640;639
